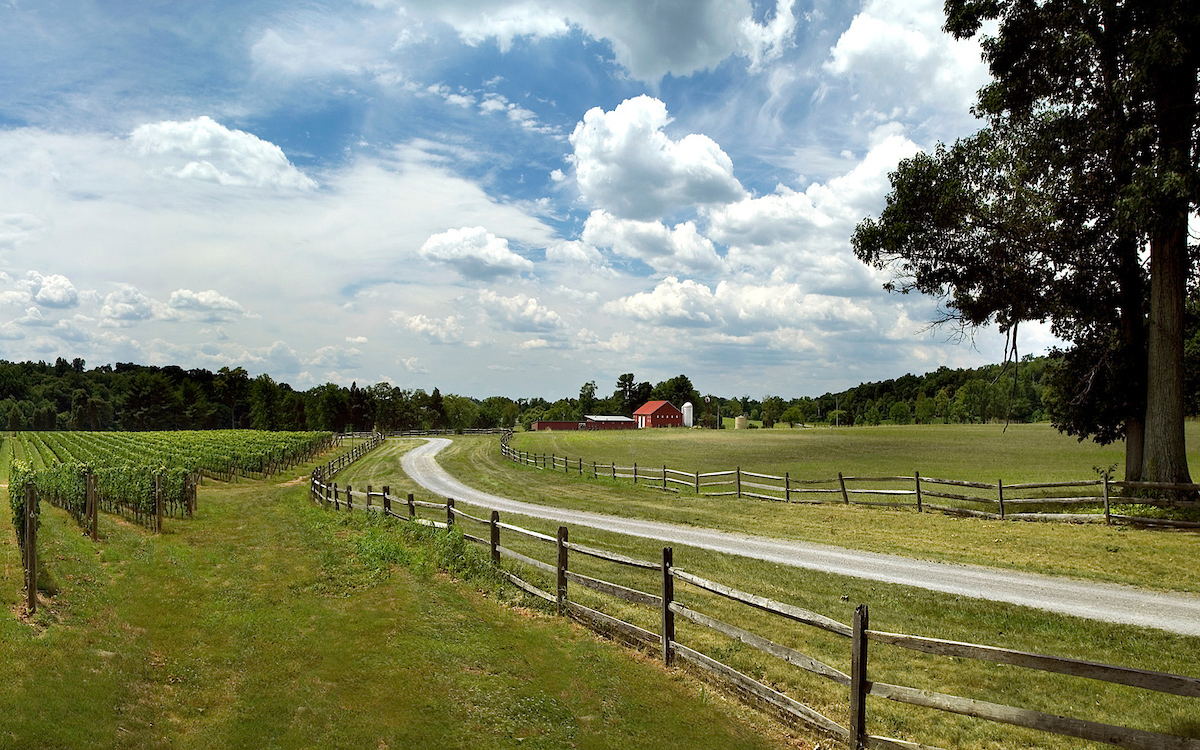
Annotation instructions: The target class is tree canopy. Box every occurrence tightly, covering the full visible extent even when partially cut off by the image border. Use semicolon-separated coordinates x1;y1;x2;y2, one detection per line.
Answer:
855;0;1199;482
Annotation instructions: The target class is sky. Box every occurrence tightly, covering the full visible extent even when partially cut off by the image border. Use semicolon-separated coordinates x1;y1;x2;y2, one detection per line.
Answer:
0;0;1058;400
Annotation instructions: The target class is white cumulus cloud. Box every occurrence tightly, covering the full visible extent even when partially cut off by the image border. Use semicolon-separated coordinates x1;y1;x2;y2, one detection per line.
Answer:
569;96;745;220
131;116;319;191
824;0;989;115
26;272;80;309
419;226;533;280
418;0;797;82
581;210;724;275
478;289;565;332
99;285;175;327
168;288;245;320
400;312;469;344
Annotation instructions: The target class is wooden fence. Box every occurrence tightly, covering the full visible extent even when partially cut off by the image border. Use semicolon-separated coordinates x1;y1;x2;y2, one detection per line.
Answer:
302;476;1200;749
499;433;1200;529
312;432;385;482
386;428;508;437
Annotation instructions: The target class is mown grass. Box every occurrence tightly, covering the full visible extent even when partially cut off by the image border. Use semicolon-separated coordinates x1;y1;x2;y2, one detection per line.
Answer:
508;422;1164;483
0;453;789;749
342;439;1200;750
423;430;1200;594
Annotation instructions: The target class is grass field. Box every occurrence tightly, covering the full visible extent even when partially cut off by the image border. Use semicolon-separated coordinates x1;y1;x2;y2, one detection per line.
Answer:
338;439;1200;750
427;428;1200;595
507;422;1168;483
0;445;787;750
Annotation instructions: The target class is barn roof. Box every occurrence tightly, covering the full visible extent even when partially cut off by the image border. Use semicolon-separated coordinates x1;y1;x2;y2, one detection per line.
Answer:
633;400;681;416
585;415;636;423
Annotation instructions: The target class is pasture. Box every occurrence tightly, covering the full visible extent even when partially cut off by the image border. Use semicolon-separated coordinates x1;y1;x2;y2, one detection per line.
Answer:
506;423;1161;484
435;427;1200;594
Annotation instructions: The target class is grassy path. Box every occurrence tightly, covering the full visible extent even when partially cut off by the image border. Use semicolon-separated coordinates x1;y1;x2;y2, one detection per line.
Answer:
0;468;787;749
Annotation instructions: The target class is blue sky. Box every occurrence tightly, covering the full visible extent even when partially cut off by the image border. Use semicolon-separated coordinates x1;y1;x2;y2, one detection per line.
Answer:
0;0;1054;400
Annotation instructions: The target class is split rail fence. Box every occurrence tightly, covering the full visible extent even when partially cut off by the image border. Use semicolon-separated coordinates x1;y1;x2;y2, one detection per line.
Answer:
500;433;1200;529
307;457;1200;749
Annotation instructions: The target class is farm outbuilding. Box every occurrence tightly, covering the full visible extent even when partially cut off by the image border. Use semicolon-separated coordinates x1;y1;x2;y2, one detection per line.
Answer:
531;420;582;431
633;400;683;428
584;415;637;430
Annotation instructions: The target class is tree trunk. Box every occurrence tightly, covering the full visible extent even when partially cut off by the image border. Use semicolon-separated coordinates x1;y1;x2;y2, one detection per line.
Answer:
1141;218;1190;484
1141;54;1196;486
1117;235;1146;482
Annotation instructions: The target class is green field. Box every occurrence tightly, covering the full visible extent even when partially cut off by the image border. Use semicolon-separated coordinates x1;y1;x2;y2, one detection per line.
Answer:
338;438;1200;750
508;422;1164;483
430;427;1199;594
0;443;783;750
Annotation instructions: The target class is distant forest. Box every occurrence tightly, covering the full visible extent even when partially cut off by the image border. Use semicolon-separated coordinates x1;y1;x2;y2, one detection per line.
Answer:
3;351;1200;434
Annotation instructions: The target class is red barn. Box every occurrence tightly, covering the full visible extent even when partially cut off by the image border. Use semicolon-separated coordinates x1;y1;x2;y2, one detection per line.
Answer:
633;401;683;428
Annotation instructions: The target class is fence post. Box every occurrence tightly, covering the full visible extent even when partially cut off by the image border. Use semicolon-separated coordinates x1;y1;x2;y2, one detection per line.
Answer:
736;466;741;498
446;498;455;529
914;470;922;512
346;484;353;513
663;465;667;490
1103;473;1111;525
839;472;850;504
633;463;638;484
366;485;372;510
25;482;37;615
997;479;1005;520
556;526;569;616
578;458;582;476
695;470;700;495
383;485;391;514
407;492;415;520
333;483;340;510
849;604;869;749
490;510;500;565
87;470;98;540
785;472;790;502
661;546;674;666
155;473;163;533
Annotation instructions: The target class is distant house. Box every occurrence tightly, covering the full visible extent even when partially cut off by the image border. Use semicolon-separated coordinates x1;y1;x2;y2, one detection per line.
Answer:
584;415;637;430
633;400;683;428
531;420;582;431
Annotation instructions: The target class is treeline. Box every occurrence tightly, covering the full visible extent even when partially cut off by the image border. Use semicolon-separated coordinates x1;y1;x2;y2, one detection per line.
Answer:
750;356;1052;428
0;360;514;433
2;352;1195;435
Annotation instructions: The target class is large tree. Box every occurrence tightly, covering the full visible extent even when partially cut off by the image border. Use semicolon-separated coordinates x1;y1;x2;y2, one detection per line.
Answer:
857;0;1198;482
952;0;1198;482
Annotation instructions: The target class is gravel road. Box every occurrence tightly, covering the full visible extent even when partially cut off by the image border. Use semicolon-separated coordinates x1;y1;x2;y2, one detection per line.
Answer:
403;438;1200;636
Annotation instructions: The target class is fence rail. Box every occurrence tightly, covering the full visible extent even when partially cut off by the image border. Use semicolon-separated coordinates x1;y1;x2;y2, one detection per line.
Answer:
305;462;1200;750
499;432;1200;529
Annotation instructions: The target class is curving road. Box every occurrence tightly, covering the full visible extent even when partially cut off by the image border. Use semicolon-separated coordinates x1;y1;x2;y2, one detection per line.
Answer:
403;438;1200;636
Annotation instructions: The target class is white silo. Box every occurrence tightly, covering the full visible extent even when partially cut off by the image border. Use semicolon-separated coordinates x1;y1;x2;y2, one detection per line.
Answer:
682;402;694;427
